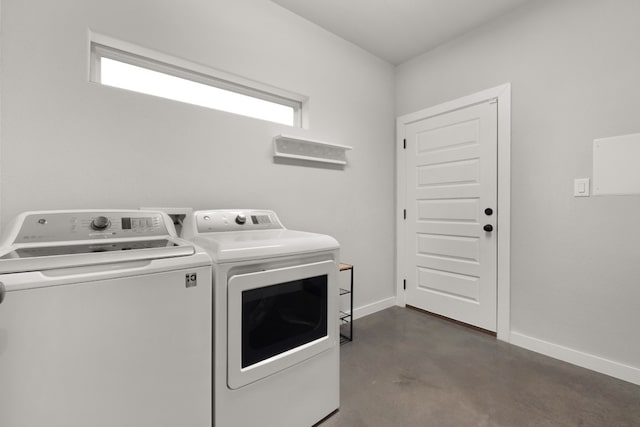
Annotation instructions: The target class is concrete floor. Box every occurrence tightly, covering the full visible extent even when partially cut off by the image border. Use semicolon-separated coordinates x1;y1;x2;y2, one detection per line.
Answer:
320;306;640;427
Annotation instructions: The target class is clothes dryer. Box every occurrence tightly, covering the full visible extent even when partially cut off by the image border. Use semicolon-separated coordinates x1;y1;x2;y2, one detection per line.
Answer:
182;209;340;427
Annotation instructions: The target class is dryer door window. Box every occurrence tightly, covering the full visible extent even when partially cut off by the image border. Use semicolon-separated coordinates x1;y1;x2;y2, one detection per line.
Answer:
227;260;337;389
242;274;328;368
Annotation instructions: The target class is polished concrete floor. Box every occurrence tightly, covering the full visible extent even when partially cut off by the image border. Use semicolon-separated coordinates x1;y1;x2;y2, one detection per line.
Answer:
320;307;640;427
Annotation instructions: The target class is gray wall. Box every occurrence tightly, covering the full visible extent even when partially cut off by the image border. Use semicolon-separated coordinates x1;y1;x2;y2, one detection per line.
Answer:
397;0;640;371
0;0;396;312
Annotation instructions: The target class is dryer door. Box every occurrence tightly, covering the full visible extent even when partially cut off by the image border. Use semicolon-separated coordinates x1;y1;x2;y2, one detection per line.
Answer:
227;260;337;389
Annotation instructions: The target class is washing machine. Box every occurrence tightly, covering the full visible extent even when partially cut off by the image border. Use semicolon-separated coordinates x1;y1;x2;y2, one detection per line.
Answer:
0;210;212;427
182;209;340;427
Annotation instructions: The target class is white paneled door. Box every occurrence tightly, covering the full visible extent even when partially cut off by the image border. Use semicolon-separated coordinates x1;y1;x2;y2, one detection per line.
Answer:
403;100;498;332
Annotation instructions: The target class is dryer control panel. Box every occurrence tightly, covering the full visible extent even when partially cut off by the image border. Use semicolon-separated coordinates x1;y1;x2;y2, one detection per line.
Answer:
193;210;284;233
11;211;172;243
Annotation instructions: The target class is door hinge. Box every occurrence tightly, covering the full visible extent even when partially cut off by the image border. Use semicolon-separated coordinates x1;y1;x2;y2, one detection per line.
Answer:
403;138;406;149
403;279;406;290
403;209;406;220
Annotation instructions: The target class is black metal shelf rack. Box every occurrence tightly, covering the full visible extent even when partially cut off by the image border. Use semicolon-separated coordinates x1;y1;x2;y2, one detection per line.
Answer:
339;263;353;344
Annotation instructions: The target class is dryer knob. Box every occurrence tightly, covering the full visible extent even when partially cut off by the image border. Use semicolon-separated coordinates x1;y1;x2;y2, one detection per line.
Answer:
91;216;111;230
235;214;247;225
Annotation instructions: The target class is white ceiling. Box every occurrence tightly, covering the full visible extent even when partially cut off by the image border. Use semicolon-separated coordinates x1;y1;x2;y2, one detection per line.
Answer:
271;0;532;64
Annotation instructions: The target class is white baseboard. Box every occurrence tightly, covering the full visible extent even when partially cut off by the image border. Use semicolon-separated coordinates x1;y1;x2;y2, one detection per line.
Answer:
351;296;396;320
510;331;640;386
348;299;640;386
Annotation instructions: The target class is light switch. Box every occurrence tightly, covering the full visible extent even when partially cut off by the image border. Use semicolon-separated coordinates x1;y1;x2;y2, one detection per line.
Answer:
574;178;590;197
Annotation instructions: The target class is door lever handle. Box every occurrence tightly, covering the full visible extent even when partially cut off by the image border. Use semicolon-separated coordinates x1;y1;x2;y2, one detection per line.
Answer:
483;224;494;232
0;282;6;305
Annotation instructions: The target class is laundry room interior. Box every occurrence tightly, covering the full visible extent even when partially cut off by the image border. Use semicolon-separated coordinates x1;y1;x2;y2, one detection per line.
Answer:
1;0;639;426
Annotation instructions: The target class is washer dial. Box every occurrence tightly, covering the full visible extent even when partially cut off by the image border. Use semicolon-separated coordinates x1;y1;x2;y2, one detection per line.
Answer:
90;216;111;231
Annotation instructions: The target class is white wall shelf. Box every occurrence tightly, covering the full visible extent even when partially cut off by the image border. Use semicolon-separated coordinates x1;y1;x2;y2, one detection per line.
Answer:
273;134;352;165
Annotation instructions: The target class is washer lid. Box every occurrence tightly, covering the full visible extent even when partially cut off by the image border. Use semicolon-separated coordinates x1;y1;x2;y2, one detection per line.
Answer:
0;238;196;274
193;229;339;263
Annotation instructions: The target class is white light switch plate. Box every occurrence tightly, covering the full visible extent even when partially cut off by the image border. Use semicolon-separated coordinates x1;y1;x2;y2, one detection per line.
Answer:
574;178;590;197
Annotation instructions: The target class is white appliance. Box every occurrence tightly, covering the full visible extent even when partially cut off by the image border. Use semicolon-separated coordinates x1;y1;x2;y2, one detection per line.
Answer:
0;210;212;427
182;209;340;427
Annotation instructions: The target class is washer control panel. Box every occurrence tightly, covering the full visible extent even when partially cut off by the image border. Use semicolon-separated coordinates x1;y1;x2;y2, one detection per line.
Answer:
13;211;171;243
195;210;283;233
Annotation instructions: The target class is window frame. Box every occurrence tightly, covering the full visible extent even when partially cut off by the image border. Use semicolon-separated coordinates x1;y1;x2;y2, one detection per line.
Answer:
89;32;305;127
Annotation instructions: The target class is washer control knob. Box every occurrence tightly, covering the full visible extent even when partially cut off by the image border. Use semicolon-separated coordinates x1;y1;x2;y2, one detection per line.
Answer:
90;216;111;231
235;214;247;225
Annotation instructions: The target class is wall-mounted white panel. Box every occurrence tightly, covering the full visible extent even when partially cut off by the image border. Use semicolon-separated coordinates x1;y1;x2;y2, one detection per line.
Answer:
593;133;640;195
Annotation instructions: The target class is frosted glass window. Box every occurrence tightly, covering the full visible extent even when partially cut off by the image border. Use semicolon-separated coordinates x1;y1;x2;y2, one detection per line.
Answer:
90;42;302;127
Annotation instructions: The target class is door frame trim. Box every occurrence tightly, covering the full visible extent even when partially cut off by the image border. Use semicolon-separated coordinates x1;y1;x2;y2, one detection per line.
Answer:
395;83;511;342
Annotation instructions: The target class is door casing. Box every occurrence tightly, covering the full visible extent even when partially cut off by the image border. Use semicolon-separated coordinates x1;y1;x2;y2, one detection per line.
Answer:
396;83;511;342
